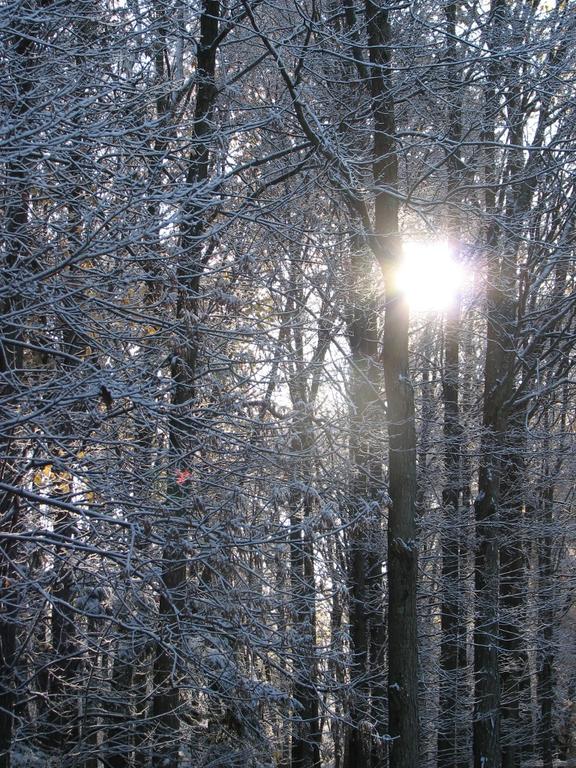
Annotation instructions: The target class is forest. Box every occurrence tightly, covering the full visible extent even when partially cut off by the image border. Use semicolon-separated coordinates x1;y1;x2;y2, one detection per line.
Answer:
1;0;575;767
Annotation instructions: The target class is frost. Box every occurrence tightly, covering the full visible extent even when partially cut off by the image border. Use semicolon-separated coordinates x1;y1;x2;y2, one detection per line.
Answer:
272;484;289;503
378;490;392;507
320;503;337;525
394;537;417;552
244;680;293;707
12;746;55;767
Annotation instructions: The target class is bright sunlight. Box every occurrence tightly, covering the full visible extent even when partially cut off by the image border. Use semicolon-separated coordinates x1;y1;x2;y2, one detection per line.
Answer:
397;240;466;312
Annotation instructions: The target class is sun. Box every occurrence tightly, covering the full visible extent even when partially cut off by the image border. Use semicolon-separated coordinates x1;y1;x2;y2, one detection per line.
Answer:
396;240;466;312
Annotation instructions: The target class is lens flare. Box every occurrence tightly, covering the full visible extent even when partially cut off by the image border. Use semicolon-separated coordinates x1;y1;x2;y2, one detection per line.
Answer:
397;241;466;312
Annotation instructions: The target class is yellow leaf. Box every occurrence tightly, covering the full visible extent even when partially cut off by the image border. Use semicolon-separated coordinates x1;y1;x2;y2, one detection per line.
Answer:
54;472;71;494
33;464;53;487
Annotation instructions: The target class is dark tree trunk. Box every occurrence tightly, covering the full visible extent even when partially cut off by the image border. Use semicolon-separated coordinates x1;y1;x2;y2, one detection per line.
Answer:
0;12;39;761
151;1;219;764
289;421;321;768
383;299;418;768
473;465;501;768
289;494;321;768
285;256;326;768
344;245;384;768
473;229;507;768
537;481;554;768
438;301;467;768
366;3;419;766
45;509;80;754
152;546;186;768
106;636;135;768
437;5;468;762
473;4;515;765
473;199;514;768
0;497;19;768
499;414;529;768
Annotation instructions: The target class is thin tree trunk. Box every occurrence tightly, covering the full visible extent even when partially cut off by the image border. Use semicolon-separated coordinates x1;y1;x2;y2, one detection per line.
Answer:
499;412;529;768
45;508;80;753
106;635;134;768
0;496;19;768
343;242;384;768
328;534;346;768
286;256;323;768
537;481;554;768
536;398;565;768
438;299;468;768
289;422;320;768
473;457;502;768
437;4;468;764
289;485;321;768
134;645;152;768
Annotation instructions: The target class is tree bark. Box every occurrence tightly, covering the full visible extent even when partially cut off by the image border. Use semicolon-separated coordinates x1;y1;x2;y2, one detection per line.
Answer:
0;497;18;768
289;478;321;768
499;411;529;768
344;245;385;768
438;300;468;768
366;3;419;766
437;6;468;763
151;1;220;763
288;413;320;768
473;4;515;766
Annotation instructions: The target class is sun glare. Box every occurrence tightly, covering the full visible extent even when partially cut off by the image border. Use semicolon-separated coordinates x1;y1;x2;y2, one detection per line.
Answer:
397;240;466;313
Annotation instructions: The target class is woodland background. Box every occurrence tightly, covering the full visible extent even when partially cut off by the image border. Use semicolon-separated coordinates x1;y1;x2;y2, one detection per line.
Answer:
1;0;575;767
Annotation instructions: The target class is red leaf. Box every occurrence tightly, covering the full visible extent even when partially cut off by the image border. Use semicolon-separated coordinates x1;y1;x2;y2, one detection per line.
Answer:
176;468;191;485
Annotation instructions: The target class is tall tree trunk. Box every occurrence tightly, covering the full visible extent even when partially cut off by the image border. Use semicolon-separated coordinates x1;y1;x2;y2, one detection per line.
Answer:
536;396;566;768
106;634;135;768
289;485;321;768
151;1;219;764
473;4;514;766
499;409;529;768
473;236;512;768
344;245;384;768
474;423;503;768
437;7;467;760
289;418;321;768
537;480;554;768
0;7;42;758
45;508;80;754
285;256;324;768
365;3;419;766
328;533;346;768
382;283;418;768
134;645;152;768
438;299;467;768
0;496;19;768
